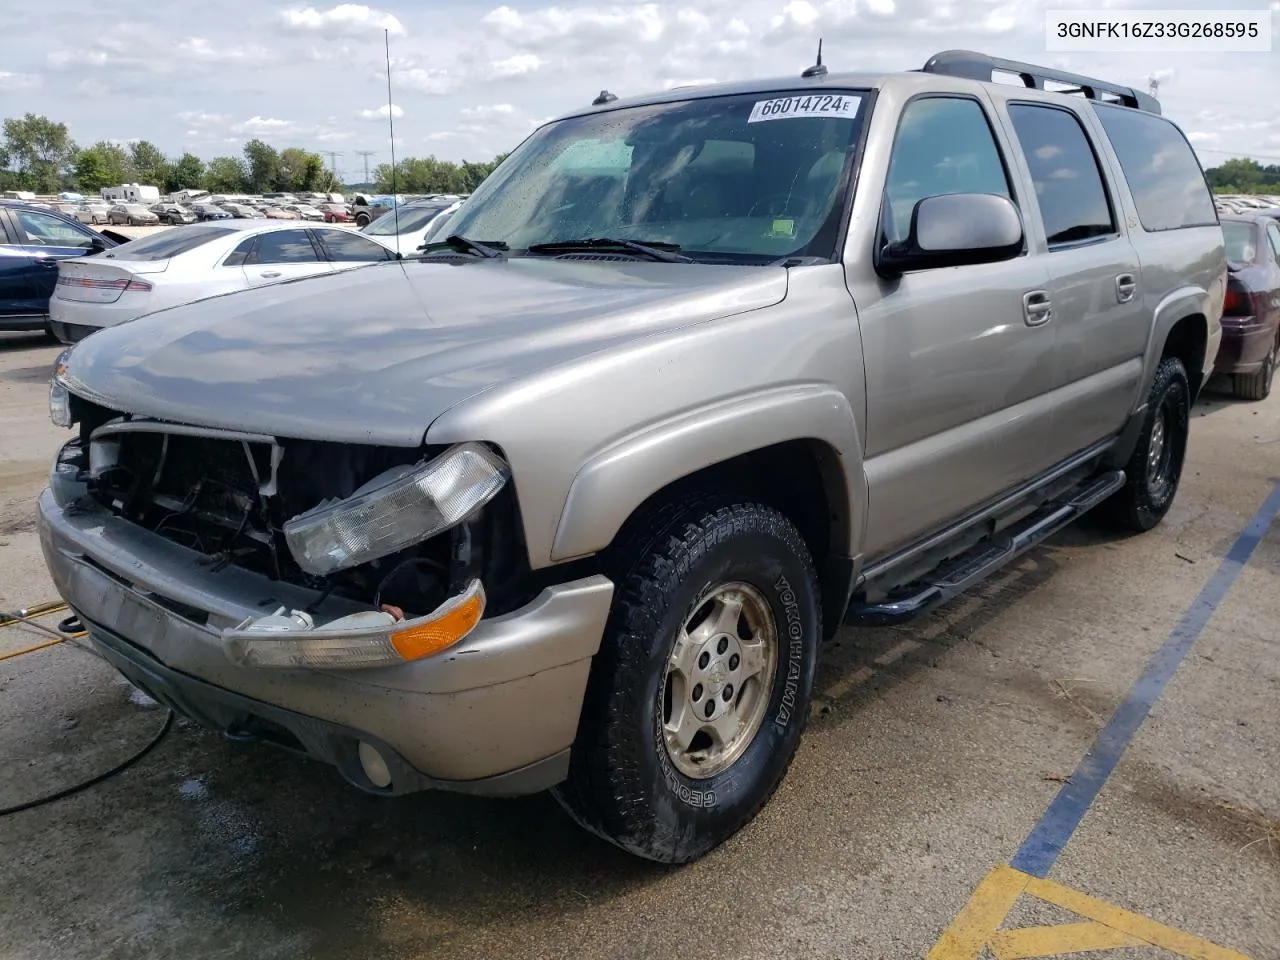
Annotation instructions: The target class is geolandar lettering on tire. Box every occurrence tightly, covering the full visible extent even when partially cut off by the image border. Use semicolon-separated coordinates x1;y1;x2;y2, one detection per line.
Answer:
655;728;716;808
774;574;804;729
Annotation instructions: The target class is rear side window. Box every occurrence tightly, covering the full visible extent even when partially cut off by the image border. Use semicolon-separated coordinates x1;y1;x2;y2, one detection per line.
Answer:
315;229;396;262
251;230;320;264
1222;222;1257;263
1093;105;1217;231
1007;104;1115;247
104;225;237;261
1268;222;1280;264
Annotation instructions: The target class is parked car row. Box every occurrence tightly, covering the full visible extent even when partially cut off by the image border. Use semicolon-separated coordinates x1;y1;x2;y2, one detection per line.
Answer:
1215;193;1280;215
47;220;402;344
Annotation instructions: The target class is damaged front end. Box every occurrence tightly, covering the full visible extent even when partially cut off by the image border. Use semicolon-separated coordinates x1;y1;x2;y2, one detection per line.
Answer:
51;389;529;670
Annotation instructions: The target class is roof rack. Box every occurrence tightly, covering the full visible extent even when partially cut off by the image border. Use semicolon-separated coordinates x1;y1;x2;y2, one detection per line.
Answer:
920;49;1161;115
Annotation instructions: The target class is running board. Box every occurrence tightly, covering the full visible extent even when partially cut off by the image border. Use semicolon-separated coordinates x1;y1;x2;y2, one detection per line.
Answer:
844;469;1126;627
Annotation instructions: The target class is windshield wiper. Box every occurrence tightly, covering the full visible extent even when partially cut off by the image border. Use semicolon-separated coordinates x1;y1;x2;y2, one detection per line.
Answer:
526;237;694;263
420;235;508;259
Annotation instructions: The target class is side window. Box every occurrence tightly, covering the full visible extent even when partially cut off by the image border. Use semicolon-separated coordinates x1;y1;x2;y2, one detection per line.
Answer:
1094;105;1217;231
15;210;95;248
882;97;1014;244
314;229;396;262
253;230;320;264
1007;104;1115;247
223;236;257;267
1268;222;1280;265
0;215;13;244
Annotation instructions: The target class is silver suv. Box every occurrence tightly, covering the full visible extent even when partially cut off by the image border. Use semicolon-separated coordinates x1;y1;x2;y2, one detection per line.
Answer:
40;50;1225;864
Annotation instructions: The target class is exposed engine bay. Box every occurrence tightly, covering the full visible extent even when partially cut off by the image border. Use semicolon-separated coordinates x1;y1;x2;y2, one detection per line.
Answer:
63;398;530;619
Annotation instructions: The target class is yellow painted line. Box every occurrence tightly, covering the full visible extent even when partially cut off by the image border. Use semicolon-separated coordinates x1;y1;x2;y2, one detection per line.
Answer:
930;864;1254;960
988;921;1141;958
873;637;920;666
927;864;1029;960
821;665;874;700
0;637;64;662
1023;872;1252;960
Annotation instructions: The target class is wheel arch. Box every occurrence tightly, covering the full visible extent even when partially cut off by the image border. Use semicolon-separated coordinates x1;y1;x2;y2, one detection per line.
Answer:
551;384;866;638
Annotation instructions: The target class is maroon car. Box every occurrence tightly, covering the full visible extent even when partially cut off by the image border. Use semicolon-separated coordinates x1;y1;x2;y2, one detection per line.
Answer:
1215;214;1280;400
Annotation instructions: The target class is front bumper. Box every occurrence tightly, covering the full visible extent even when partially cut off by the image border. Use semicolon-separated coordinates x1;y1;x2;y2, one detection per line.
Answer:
37;485;614;796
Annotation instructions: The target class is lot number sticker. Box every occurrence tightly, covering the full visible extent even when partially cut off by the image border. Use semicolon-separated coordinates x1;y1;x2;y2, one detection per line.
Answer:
748;95;860;123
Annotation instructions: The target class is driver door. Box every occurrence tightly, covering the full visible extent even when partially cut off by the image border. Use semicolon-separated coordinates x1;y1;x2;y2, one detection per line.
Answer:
7;208;101;316
848;94;1058;558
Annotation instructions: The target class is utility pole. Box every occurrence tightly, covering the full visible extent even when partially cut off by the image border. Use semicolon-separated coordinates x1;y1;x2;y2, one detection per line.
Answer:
355;150;377;185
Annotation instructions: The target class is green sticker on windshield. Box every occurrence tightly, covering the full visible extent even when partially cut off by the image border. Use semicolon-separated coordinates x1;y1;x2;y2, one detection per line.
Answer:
771;219;795;238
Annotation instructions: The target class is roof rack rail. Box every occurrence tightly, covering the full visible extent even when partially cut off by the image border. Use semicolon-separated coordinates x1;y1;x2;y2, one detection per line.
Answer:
920;49;1161;115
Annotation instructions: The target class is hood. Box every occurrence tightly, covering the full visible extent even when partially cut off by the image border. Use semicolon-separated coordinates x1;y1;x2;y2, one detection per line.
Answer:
60;257;788;446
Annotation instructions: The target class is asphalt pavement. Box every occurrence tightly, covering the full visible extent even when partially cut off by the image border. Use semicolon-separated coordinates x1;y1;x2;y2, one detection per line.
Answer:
1;329;1276;960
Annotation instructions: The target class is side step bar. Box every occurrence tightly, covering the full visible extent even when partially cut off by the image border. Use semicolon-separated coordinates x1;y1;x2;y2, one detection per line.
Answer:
845;469;1125;627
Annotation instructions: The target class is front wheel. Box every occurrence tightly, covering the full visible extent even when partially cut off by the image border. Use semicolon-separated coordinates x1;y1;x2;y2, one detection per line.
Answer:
552;500;820;863
1101;356;1191;532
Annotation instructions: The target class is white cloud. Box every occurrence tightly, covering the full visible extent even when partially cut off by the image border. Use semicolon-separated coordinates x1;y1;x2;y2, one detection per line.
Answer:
1187;131;1220;143
176;110;227;126
393;67;456;94
75;79;110;98
460;104;516;119
492;54;545;78
482;4;666;47
0;71;41;91
176;38;269;62
358;103;404;120
231;116;306;135
279;4;405;37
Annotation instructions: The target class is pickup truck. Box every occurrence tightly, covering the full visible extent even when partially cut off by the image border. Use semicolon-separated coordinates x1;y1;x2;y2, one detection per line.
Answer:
40;50;1225;864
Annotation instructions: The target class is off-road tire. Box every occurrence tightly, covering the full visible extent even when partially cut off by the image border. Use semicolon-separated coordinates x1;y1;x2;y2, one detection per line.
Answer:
552;499;821;864
1233;340;1276;402
1102;356;1191;532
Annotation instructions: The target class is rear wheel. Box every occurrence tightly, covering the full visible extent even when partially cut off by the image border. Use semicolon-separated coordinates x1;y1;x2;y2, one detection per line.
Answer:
1101;356;1191;532
552;499;820;864
1233;339;1276;401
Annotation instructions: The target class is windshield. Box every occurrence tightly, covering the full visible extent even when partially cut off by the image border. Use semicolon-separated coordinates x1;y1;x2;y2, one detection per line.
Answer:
364;203;451;236
441;90;867;262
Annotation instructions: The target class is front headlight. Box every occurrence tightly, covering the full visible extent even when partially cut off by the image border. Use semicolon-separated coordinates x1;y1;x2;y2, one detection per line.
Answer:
49;348;74;428
283;442;510;577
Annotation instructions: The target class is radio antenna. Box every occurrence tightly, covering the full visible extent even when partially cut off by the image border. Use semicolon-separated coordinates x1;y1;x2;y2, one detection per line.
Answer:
385;27;401;256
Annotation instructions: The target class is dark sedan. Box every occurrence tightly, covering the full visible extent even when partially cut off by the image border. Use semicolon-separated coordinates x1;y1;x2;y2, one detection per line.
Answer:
0;203;119;332
1215;213;1280;400
191;202;234;222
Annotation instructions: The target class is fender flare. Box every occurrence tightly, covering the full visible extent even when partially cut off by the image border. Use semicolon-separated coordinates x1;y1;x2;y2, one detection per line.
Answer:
1106;285;1212;469
550;383;865;563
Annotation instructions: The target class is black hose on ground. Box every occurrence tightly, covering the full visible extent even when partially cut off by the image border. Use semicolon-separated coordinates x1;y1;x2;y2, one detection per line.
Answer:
0;710;174;818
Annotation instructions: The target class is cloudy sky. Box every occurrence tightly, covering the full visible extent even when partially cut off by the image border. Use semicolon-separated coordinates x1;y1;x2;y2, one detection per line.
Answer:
0;0;1276;180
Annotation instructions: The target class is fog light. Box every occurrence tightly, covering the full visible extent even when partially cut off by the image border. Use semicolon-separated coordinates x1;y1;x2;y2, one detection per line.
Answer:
358;741;393;788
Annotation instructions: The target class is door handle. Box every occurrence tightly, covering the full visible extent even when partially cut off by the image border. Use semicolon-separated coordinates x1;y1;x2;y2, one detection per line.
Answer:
259;270;282;278
1022;290;1053;327
1115;273;1137;304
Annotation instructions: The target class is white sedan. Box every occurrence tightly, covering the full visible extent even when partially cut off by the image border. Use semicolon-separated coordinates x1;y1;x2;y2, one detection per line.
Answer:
48;221;398;343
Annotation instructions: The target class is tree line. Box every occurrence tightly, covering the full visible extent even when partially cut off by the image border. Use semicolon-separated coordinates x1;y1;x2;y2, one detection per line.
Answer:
1202;158;1280;195
0;113;507;197
4;110;1276;198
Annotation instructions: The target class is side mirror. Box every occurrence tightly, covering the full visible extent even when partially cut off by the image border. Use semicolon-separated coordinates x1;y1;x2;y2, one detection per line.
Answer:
876;193;1023;277
86;235;107;254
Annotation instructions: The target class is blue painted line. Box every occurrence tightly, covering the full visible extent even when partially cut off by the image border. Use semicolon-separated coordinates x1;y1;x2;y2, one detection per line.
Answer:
1010;480;1280;878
